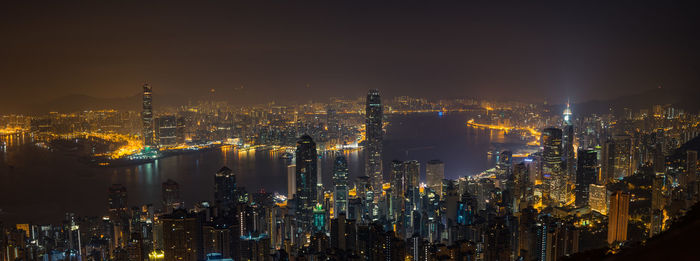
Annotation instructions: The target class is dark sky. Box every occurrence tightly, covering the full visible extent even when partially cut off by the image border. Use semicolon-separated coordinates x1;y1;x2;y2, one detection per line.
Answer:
1;1;699;112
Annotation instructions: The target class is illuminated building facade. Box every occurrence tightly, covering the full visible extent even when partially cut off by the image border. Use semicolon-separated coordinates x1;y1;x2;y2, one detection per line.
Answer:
588;184;607;215
287;164;296;200
542;127;566;205
142;84;154;147
161;209;203;261
214;167;237;210
607;191;629;245
575;149;597;208
295;135;318;229
162;179;181;210
156;115;177;147
333;155;349;217
611;135;632;180
426;160;445;198
365;89;383;195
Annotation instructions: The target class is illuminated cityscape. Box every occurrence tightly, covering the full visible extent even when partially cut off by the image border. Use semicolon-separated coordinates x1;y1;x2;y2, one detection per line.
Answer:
1;1;700;261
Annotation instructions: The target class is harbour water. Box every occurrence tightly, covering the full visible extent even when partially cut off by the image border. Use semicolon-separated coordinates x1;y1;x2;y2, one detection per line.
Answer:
0;112;527;224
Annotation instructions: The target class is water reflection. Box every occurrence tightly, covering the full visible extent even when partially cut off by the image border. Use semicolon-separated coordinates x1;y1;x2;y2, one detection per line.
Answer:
0;112;525;223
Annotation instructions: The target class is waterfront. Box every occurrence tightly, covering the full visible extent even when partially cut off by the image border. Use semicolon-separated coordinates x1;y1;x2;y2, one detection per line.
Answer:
0;112;527;224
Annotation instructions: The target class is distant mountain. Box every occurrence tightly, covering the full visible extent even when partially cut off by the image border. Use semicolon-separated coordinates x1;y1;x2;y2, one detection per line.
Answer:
28;92;190;114
556;87;700;116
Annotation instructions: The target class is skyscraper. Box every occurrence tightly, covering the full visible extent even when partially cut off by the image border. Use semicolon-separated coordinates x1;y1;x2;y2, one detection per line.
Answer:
607;191;630;245
542;127;565;205
405;160;421;191
588;184;608;215
162;179;181;210
575;149;597;208
287;164;296;200
562;101;574;182
161;209;203;261
391;160;406;198
156;115;177;147
365;89;383;195
426;160;445;198
142;84;154;147
295;135;318;228
333;155;349;217
611;135;632;180
563;124;574;181
214;166;236;209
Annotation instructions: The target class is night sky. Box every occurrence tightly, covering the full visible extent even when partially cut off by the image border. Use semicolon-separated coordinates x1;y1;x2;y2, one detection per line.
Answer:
1;1;699;112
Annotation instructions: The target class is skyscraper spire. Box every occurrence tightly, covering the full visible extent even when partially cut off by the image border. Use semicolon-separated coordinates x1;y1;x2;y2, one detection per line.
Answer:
563;98;572;125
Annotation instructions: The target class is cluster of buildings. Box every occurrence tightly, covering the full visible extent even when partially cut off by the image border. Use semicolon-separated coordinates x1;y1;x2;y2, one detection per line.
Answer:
2;88;700;261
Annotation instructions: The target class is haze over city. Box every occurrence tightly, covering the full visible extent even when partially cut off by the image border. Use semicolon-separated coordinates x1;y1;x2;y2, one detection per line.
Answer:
2;1;700;114
1;1;700;261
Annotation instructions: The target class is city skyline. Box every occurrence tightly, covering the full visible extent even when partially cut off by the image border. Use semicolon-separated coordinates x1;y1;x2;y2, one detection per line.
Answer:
2;1;700;260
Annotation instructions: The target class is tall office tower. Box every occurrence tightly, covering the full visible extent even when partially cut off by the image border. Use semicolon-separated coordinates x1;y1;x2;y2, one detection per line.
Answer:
295;135;318;228
497;151;513;177
514;162;532;210
611;135;632;180
333;155;349;217
601;139;615;183
108;184;128;219
162;179;181;210
607;191;630;245
214;166;237;209
330;213;348;250
562;102;575;182
391;160;406;198
161;209;203;261
652;130;666;173
239;233;271;261
365;89;384;195
542;127;566;205
684;150;698;188
588;184;608;215
563;125;574;180
142;84;154;147
405;160;421;190
326;107;340;143
155;115;177;147
426;160;445;198
575;149;597;208
287;164;296;200
650;175;666;237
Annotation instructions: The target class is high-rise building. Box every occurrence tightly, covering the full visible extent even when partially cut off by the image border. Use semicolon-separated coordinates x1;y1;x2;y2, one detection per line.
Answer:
287;164;296;200
238;233;270;261
365;89;383;195
611;135;632;180
683;150;698;188
156;115;177;147
142;84;154;147
426;160;445;198
405;160;421;190
575;149;597;208
214;166;236;209
391;160;406;198
650;175;666;237
295;135;318;228
333;155;349;217
162;179;181;210
607;191;630;245
542;128;565;205
161;209;203;261
562;102;575;182
588;184;607;215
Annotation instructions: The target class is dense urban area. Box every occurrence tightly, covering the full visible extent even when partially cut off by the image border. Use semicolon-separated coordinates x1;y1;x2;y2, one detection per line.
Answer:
1;85;699;261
